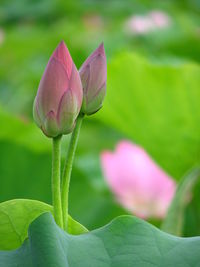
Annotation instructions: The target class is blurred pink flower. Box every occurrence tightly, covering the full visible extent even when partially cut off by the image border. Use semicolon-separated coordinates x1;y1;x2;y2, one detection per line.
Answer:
101;141;176;219
125;15;154;35
124;10;171;35
149;11;171;28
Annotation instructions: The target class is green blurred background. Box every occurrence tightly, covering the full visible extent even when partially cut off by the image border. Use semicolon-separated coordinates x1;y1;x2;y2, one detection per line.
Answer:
1;0;200;236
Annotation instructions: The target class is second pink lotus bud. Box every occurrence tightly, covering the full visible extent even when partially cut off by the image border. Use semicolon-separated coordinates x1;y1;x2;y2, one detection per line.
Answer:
79;43;107;115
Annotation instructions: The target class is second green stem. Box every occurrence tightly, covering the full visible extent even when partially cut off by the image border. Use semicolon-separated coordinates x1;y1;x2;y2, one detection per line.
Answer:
61;114;84;230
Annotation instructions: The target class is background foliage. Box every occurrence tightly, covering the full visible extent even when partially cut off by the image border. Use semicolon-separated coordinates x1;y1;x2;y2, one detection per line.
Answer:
0;0;200;236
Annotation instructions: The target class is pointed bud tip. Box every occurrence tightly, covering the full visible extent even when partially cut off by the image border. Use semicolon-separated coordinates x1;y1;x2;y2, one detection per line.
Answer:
96;42;105;55
54;40;66;52
60;40;65;45
53;40;71;59
58;40;67;48
52;40;73;77
98;42;104;49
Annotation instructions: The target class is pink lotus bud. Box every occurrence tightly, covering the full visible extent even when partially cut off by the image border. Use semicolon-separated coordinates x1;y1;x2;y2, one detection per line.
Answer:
79;43;107;115
33;41;83;137
101;141;176;219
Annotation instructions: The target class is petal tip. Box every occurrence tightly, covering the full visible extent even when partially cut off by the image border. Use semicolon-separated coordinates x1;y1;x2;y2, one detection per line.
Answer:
95;42;105;57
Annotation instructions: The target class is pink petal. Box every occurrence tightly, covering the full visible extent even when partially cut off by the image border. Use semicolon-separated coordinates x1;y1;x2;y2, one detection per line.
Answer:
57;89;78;134
80;43;105;71
100;140;176;219
36;57;70;121
69;63;83;110
52;40;73;78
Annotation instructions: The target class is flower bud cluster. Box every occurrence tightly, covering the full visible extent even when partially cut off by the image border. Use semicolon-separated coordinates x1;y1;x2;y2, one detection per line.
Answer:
33;41;107;137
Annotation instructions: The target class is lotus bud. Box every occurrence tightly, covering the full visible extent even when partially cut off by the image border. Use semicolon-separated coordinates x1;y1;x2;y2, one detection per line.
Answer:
33;41;83;138
79;43;107;115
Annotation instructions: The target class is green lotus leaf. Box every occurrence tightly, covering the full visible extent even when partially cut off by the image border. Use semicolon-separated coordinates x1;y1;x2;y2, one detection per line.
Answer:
0;212;200;267
0;199;88;250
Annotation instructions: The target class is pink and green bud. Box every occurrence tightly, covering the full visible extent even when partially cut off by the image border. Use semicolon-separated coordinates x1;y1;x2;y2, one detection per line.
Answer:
33;41;83;138
79;43;107;115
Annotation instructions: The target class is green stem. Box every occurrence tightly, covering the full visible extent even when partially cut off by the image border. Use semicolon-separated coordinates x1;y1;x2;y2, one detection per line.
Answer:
52;135;63;228
61;114;84;230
